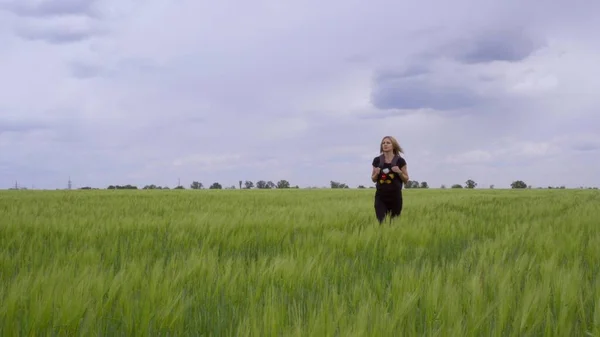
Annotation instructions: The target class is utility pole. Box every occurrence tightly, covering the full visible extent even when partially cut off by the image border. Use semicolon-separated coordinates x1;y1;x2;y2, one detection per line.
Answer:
68;176;72;190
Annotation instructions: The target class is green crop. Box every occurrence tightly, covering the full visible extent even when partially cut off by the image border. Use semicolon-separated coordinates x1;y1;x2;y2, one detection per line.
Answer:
1;188;599;336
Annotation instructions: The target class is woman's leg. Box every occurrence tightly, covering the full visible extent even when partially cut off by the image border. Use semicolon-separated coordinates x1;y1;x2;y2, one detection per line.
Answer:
374;194;388;224
389;196;403;221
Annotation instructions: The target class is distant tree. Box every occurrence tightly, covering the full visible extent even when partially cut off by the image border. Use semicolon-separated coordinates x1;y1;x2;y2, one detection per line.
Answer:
490;184;494;189
441;184;446;189
510;180;527;189
465;179;477;189
190;181;203;189
108;184;138;189
266;181;276;189
330;181;349;188
209;182;222;189
239;180;242;189
276;180;290;188
256;180;267;189
244;181;254;189
174;185;185;189
420;181;429;188
357;185;366;189
451;184;463;189
404;180;419;188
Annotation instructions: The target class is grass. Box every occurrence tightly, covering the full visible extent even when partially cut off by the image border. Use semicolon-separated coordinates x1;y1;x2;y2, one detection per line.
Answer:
1;188;599;336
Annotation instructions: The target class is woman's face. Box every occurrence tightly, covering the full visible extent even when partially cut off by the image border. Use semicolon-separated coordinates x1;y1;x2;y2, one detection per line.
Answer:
381;138;393;152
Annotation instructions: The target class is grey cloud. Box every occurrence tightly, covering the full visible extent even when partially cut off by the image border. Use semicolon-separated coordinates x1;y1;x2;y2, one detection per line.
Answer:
368;28;544;112
374;64;429;82
371;75;483;111
357;107;476;120
572;142;600;152
0;120;83;146
16;20;104;44
6;1;105;44
16;28;96;43
344;54;370;64
0;0;99;18
68;57;162;79
446;29;545;64
0;118;49;134
568;135;600;152
357;109;421;120
69;62;103;79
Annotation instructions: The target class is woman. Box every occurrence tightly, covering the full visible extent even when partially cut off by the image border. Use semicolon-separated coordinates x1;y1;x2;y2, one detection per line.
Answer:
371;136;409;224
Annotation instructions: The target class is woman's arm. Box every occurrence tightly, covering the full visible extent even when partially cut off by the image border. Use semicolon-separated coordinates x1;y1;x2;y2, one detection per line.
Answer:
399;165;409;184
371;166;380;182
371;157;380;183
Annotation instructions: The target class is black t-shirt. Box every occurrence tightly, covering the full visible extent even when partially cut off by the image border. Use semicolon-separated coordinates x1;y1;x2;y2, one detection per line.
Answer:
372;155;407;192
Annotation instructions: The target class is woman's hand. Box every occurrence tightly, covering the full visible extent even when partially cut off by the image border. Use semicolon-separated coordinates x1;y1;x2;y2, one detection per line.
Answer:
371;167;381;182
391;166;401;173
399;166;409;183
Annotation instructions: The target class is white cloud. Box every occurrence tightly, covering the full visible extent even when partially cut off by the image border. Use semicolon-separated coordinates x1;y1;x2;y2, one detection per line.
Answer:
172;153;243;169
446;150;494;165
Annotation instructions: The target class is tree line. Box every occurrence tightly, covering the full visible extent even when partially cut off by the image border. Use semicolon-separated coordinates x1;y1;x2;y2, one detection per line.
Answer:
8;176;598;190
101;180;300;190
65;179;597;190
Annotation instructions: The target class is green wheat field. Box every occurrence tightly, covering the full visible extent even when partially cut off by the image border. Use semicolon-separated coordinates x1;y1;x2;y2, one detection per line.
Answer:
1;188;599;336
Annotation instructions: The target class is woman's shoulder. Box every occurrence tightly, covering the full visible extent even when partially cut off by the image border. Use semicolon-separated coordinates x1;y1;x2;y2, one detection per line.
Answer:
372;155;382;166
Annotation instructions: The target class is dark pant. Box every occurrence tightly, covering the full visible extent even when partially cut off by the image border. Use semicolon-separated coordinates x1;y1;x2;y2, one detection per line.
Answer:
374;193;403;224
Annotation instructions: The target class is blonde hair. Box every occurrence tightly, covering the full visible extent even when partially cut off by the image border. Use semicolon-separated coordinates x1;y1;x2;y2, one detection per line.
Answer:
379;136;404;155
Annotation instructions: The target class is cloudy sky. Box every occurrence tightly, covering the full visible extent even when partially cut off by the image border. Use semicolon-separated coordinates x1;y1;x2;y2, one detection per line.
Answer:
1;0;598;190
